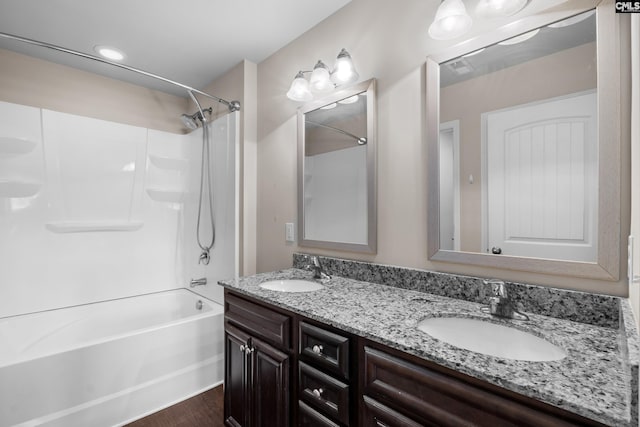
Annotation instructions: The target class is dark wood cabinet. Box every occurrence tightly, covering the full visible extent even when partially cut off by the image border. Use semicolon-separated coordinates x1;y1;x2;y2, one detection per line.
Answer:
360;344;605;427
224;292;292;427
224;289;605;427
361;396;425;427
224;323;251;427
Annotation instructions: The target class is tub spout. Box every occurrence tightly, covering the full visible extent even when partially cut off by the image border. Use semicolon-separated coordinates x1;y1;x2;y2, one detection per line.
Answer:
190;278;207;288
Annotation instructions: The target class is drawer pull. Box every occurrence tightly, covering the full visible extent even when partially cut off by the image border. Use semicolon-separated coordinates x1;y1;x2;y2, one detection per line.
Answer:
374;418;389;427
312;388;324;398
312;344;324;355
240;344;245;353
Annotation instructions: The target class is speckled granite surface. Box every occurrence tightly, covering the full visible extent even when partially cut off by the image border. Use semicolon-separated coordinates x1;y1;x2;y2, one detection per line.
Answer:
293;254;620;328
220;267;639;427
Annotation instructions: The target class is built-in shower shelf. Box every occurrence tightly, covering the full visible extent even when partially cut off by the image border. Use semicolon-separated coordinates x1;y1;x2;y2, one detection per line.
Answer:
148;155;188;171
146;188;187;203
45;221;144;233
0;137;38;155
0;179;41;197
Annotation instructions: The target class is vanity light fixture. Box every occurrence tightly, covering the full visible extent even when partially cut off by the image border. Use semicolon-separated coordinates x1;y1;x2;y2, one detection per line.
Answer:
286;48;359;102
428;0;473;41
93;45;125;61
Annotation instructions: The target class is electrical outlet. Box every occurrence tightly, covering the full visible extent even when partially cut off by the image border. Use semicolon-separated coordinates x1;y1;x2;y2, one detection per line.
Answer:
285;223;295;242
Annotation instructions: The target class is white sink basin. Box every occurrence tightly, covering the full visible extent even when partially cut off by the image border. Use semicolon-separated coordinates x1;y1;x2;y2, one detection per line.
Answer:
259;279;324;293
417;317;566;362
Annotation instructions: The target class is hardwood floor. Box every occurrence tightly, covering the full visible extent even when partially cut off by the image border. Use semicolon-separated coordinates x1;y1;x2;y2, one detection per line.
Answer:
125;385;224;427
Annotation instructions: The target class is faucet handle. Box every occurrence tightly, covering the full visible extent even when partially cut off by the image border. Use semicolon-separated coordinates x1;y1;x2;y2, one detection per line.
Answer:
484;279;506;298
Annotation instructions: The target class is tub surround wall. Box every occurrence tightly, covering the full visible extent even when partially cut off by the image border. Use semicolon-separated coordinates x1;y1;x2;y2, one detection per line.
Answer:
0;100;193;318
201;60;258;278
0;99;236;318
182;112;238;306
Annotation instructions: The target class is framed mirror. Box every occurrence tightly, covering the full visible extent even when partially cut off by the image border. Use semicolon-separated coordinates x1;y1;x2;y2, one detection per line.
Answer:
297;79;377;253
427;0;626;280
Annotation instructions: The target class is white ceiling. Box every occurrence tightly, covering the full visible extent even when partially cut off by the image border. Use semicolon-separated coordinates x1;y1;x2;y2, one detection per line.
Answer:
0;0;351;97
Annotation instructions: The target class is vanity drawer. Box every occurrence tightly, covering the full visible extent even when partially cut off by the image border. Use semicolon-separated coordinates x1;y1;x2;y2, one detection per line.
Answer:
299;362;350;425
363;346;594;427
299;321;350;379
224;292;291;349
362;396;425;427
299;401;341;427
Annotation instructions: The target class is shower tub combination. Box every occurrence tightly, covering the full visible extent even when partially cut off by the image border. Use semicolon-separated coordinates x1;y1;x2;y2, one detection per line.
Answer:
0;289;224;426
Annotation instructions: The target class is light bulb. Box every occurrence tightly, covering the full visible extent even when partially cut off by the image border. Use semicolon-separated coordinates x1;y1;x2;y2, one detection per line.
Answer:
286;72;313;102
309;60;333;94
428;0;472;40
331;49;359;86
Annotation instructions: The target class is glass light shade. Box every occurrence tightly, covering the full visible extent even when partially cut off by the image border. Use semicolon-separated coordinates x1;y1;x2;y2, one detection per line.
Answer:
309;60;333;94
286;72;313;102
331;48;359;86
497;28;540;45
428;0;472;40
548;10;595;28
338;95;359;105
476;0;528;17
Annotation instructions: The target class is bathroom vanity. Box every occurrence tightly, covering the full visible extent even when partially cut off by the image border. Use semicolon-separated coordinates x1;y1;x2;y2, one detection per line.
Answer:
220;257;639;427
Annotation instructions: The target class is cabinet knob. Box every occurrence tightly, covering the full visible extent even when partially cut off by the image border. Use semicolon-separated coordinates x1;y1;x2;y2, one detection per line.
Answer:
239;344;245;353
245;346;255;354
312;345;323;355
312;388;324;398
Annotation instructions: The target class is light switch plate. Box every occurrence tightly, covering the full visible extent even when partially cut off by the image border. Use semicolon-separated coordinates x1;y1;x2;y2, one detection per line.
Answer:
285;223;295;242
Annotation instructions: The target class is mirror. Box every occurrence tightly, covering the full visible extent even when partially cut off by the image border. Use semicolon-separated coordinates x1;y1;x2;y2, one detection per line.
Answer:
298;79;376;253
427;0;624;280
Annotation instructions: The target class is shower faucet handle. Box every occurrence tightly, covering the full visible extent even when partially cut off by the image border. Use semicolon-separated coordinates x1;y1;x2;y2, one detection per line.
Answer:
199;250;210;265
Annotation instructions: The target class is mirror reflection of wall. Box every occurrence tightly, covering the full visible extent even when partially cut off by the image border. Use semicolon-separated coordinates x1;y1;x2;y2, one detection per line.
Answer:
304;93;368;245
439;10;597;262
298;78;376;253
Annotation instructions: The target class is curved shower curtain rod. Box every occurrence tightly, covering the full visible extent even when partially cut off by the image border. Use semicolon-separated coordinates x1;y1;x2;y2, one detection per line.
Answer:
0;32;241;113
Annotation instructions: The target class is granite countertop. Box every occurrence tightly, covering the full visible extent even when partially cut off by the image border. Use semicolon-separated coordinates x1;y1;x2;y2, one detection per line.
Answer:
220;268;638;427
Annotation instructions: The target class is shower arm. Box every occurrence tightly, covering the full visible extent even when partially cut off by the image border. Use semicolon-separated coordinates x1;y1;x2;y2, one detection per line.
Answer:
0;32;241;113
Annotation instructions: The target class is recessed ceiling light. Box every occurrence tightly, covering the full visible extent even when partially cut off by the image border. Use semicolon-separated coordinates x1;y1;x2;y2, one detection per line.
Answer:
94;45;125;61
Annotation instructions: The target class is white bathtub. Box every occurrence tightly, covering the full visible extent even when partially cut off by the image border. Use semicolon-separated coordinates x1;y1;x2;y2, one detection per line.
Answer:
0;289;224;427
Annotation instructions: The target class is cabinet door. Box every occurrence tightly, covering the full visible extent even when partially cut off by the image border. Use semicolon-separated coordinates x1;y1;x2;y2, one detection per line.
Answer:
250;335;290;427
225;323;251;427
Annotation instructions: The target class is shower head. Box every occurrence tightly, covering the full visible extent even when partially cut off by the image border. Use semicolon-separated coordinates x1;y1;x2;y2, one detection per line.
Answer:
180;107;213;131
181;113;199;130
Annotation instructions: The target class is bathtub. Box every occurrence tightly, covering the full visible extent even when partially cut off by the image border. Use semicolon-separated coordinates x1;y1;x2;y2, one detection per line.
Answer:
0;289;224;427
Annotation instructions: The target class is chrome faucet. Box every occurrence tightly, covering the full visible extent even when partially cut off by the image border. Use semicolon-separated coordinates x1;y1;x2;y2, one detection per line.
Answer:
306;255;331;280
481;279;529;321
190;277;207;288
